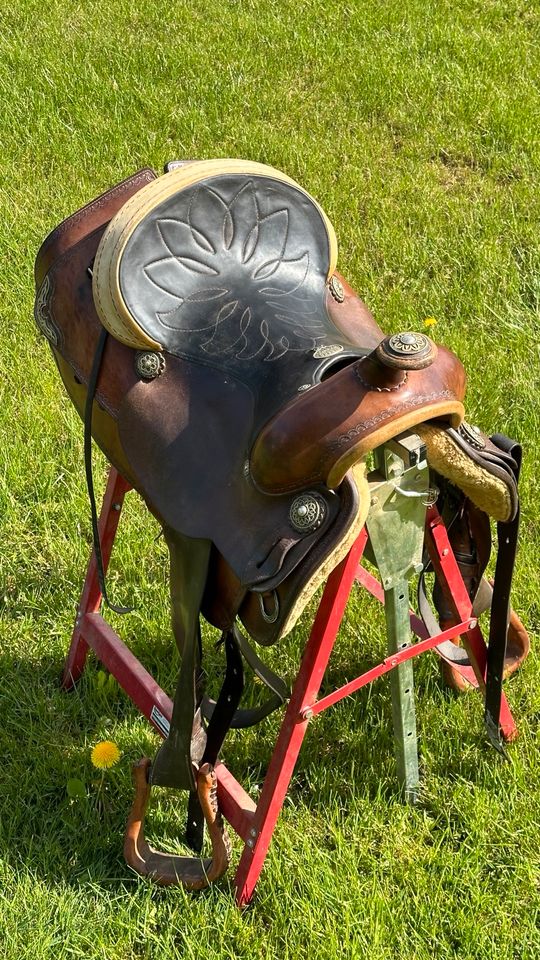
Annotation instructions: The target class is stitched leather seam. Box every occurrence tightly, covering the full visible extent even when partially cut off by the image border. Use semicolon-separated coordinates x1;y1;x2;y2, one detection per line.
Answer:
259;390;456;494
328;391;455;449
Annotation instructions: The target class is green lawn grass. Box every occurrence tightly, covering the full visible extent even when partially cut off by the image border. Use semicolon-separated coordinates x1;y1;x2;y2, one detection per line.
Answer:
1;1;539;956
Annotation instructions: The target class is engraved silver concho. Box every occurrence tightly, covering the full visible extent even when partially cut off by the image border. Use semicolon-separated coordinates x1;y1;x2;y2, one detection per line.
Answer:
328;275;345;303
313;344;344;359
387;332;429;355
289;493;327;533
135;351;165;379
458;421;486;450
35;275;60;346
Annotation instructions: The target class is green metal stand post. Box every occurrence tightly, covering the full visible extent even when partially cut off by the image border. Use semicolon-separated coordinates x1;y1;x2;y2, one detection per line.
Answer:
365;432;432;802
384;581;418;800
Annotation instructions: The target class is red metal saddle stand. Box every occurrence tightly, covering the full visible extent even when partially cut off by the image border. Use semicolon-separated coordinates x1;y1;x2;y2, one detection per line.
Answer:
62;466;516;906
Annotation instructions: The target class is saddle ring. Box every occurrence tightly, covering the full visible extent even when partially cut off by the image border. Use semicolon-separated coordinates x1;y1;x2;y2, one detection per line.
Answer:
258;590;280;624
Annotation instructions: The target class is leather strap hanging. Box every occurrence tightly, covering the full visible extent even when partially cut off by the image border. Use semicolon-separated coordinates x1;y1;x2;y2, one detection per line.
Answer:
84;326;132;614
484;436;522;750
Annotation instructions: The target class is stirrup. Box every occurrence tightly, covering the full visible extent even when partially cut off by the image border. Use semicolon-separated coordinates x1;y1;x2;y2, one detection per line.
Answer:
124;758;231;888
441;580;530;694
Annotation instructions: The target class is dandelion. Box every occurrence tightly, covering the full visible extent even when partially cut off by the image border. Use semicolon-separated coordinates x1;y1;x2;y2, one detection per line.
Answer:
424;317;437;327
91;740;121;769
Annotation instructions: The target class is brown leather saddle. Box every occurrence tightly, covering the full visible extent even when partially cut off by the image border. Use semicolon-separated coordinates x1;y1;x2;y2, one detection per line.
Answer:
35;160;526;883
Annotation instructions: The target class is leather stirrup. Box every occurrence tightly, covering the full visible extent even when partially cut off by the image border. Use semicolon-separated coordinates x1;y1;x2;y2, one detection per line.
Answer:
441;579;530;694
124;758;231;888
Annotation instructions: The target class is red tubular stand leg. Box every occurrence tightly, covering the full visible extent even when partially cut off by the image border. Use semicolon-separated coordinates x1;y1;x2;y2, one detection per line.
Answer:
62;468;131;690
233;530;368;905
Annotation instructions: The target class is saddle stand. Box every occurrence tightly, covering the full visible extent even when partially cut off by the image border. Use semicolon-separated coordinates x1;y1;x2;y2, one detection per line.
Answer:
62;433;517;906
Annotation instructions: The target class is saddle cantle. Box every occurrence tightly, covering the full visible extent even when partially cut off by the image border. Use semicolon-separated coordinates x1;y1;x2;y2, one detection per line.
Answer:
35;160;526;885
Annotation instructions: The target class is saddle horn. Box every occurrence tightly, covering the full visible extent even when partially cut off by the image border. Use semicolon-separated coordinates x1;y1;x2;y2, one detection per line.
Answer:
250;332;464;494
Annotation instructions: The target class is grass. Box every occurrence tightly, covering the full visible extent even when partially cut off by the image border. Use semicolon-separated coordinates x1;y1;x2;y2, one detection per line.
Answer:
1;0;540;956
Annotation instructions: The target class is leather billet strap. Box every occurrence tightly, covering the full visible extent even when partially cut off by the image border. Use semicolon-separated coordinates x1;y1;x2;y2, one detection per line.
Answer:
185;629;245;853
202;624;289;729
151;622;245;794
201;630;245;766
484;435;522;750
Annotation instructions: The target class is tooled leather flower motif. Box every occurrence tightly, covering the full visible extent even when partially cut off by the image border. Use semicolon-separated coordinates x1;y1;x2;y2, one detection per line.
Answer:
143;180;325;361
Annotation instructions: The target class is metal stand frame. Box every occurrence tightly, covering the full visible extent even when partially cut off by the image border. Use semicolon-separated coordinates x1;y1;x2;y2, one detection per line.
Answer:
62;466;516;905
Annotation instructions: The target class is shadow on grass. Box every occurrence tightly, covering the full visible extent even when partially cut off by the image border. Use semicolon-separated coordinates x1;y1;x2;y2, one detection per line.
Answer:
0;634;506;893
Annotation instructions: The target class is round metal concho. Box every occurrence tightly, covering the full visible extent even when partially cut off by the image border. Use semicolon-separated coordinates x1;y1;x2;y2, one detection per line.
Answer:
135;351;165;380
458;421;486;450
376;331;437;370
289;493;327;534
328;275;345;303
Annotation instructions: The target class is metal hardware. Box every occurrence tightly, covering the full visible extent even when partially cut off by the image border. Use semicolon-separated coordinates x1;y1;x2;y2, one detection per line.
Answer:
384;581;419;803
366;436;429;589
258;590;280;624
289;493;327;533
328;275;345;302
313;343;344;359
388;332;428;354
458;421;486;450
135;351;165;380
391;483;439;506
376;332;436;370
364;430;431;802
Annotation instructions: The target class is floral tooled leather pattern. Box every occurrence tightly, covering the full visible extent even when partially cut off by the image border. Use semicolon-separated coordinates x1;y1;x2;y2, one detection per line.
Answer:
119;175;348;395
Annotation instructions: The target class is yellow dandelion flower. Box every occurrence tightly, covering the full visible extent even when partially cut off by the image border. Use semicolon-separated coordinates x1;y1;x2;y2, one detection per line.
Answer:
91;740;121;769
424;317;437;327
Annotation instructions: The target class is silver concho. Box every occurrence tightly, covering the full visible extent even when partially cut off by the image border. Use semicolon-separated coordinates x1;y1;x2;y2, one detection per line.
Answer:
387;332;429;355
135;351;165;379
35;275;60;346
458;422;486;450
289;493;327;533
313;344;344;359
328;275;345;303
